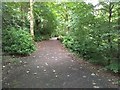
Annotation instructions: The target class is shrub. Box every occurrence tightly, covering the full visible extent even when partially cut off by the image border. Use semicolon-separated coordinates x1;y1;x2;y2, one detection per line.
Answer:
2;27;36;55
105;60;119;73
62;33;119;73
34;35;43;42
34;34;50;42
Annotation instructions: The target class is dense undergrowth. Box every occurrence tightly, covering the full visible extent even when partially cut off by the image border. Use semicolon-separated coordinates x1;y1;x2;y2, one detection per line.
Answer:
61;34;119;73
2;27;36;55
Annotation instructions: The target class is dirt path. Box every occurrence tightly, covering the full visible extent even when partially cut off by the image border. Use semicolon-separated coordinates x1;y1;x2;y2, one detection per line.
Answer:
2;40;119;88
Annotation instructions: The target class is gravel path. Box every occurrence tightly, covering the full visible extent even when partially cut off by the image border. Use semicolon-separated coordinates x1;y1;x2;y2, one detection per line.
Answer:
2;40;119;88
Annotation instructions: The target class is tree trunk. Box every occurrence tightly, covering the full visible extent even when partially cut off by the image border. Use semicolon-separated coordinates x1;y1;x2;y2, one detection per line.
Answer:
117;2;120;62
20;3;25;29
30;0;34;38
107;2;114;65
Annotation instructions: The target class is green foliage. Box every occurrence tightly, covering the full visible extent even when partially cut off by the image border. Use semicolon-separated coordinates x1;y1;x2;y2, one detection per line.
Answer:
61;2;119;73
34;35;43;42
2;2;30;30
34;34;50;42
2;2;119;73
33;2;58;41
105;61;119;73
2;27;36;55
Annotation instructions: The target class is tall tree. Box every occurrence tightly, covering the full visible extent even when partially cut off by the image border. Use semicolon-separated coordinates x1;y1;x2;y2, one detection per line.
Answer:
30;0;34;38
117;2;120;62
108;2;114;65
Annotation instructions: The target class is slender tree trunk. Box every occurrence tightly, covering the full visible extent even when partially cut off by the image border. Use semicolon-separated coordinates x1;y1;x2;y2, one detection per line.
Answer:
107;2;114;65
63;4;69;34
117;2;120;62
20;3;25;29
30;0;34;38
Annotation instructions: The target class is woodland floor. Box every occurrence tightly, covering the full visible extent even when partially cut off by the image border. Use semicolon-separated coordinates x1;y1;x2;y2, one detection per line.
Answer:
2;39;119;88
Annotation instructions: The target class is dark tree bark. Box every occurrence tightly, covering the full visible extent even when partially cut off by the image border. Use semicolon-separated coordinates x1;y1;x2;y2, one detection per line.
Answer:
117;2;120;62
107;2;114;65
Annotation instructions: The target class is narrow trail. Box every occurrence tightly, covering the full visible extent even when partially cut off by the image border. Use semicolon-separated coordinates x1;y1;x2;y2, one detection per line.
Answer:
3;40;118;88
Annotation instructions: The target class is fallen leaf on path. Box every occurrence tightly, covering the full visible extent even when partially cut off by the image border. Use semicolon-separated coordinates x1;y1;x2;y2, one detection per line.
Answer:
24;65;26;67
93;86;99;88
44;69;46;72
108;79;111;81
112;82;116;85
24;62;27;64
20;61;22;63
26;71;30;73
3;66;5;68
97;70;100;72
92;83;96;85
12;55;15;58
52;57;54;59
83;76;87;78
34;73;37;75
52;69;56;73
55;75;58;77
91;73;96;76
71;60;74;62
37;66;39;68
67;75;70;77
45;63;48;66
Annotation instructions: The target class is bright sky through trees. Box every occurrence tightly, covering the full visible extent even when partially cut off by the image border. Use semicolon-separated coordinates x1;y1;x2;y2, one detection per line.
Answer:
56;0;99;6
84;0;99;5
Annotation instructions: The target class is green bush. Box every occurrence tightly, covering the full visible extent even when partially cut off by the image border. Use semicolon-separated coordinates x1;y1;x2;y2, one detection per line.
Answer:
2;27;36;55
34;34;50;42
105;61;119;73
62;33;119;73
34;35;43;42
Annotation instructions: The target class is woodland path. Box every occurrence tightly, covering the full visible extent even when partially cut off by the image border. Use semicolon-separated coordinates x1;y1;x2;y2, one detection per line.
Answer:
2;39;119;88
